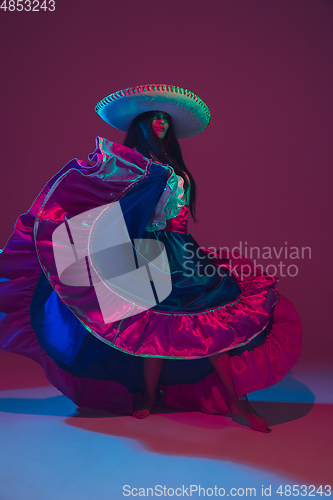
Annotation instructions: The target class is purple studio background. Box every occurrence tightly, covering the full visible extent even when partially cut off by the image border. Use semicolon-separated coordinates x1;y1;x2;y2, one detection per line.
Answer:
1;0;332;364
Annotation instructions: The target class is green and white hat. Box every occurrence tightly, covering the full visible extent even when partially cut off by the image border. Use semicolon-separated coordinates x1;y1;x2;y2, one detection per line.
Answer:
95;84;211;139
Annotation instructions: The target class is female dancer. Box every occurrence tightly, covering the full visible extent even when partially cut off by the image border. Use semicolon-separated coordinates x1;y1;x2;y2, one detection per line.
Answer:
123;109;271;432
0;85;302;433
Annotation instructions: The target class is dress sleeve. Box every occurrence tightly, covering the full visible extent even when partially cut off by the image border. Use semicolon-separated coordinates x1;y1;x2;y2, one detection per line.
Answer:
145;167;189;231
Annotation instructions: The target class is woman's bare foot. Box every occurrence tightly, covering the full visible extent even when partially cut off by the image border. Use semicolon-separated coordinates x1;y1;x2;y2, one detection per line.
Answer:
230;397;271;433
132;394;155;419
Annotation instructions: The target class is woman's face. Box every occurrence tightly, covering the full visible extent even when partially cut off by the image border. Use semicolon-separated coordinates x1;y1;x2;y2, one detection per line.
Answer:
152;111;169;139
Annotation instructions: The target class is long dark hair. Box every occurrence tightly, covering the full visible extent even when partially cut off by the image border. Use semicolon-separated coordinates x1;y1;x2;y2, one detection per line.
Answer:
123;111;197;221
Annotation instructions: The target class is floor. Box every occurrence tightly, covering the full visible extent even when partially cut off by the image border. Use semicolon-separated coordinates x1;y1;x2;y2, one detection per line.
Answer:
0;350;332;500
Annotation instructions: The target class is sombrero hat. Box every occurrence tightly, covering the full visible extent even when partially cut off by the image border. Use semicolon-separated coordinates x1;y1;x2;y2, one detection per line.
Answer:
95;84;211;139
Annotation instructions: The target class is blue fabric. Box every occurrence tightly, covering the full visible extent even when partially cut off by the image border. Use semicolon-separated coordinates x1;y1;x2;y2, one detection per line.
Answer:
31;272;269;390
29;159;268;391
120;161;168;239
141;231;241;312
0;277;9;322
30;273;87;367
31;272;215;390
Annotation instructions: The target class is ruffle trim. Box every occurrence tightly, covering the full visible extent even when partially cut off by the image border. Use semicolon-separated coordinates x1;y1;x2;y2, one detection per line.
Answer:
145;169;187;231
80;273;279;359
161;294;302;413
28;139;280;359
0;141;302;414
0;208;301;414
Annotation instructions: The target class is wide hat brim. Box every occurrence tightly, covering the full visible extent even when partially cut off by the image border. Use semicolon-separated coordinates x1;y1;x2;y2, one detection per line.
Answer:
95;84;211;139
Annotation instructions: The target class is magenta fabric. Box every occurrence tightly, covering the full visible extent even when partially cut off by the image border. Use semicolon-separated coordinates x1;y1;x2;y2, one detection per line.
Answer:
34;140;279;358
161;294;302;414
164;205;189;233
0;141;302;414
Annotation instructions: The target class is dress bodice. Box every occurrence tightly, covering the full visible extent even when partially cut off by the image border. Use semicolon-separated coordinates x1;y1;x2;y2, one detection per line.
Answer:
163;205;189;233
145;169;190;233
